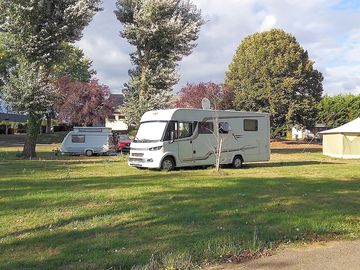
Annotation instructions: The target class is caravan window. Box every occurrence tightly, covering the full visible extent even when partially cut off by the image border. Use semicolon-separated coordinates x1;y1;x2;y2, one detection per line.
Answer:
199;122;214;134
178;122;193;139
244;119;258;131
219;122;231;134
72;135;85;143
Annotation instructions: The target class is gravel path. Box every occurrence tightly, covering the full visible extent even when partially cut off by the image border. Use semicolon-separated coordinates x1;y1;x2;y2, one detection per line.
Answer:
207;240;360;270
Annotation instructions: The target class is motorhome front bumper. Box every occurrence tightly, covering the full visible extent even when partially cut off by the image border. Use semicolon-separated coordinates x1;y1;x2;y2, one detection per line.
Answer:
128;151;162;168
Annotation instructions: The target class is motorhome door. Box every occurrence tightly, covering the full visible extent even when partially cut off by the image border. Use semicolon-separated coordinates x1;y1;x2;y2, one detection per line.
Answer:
177;122;194;163
192;121;216;165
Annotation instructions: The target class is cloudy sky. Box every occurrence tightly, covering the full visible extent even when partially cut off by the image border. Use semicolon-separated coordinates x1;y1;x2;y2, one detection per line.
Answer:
77;0;360;96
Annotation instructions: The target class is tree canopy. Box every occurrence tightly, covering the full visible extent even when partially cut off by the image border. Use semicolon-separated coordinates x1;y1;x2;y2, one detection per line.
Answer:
225;29;323;137
52;43;96;82
3;62;57;116
0;0;101;67
55;77;115;126
175;82;234;110
317;94;360;128
0;0;102;157
115;0;203;127
0;33;16;93
2;61;58;155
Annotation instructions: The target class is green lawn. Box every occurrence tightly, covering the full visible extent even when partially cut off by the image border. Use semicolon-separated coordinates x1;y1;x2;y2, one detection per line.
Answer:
0;145;359;269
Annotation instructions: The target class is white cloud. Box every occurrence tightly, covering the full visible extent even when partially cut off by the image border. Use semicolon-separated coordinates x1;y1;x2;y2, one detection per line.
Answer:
259;15;277;32
324;65;360;95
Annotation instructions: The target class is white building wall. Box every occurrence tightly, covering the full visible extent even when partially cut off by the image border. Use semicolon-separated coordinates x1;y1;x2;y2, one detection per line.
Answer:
105;114;128;132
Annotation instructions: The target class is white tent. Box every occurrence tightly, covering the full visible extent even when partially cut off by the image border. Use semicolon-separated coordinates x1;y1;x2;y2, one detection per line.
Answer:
320;118;360;159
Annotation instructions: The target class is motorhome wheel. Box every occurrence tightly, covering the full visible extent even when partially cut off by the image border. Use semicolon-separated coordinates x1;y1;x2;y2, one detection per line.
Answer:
161;157;175;171
232;156;243;169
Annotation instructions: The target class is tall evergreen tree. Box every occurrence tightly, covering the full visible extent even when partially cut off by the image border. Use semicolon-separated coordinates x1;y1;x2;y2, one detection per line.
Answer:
115;0;203;127
225;29;323;137
0;0;101;157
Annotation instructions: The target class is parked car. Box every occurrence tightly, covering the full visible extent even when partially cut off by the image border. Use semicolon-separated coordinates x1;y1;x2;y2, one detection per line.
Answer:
117;134;132;152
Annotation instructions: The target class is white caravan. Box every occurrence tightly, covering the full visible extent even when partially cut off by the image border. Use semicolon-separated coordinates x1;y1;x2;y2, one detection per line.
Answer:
60;127;114;156
128;109;270;170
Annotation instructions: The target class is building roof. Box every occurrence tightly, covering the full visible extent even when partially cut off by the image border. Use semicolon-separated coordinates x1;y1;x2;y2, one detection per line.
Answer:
111;94;124;107
320;118;360;134
0;113;28;122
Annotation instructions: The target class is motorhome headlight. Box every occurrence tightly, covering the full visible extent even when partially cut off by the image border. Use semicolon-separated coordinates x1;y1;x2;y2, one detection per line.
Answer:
149;146;162;151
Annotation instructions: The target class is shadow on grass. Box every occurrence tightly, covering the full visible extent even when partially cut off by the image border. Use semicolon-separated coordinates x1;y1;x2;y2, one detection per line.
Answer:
0;172;359;269
247;161;339;168
271;148;322;154
0;157;127;181
177;160;337;171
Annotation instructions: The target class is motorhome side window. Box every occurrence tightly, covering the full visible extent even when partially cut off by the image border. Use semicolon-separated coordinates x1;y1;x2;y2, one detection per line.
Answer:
244;119;258;131
178;122;193;139
199;122;214;134
164;121;178;141
219;122;231;134
72;135;85;143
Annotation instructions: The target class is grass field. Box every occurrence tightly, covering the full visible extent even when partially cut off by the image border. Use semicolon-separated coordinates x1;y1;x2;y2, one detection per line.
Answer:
0;144;359;269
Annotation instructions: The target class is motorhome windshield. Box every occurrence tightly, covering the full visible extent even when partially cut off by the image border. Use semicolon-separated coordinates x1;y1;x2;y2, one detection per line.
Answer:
135;121;167;142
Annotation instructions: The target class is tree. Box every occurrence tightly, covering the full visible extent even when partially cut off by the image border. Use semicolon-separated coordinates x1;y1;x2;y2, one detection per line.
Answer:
53;43;96;82
1;38;95;132
55;77;115;126
175;82;234;110
45;43;97;133
225;29;323;137
115;0;203;127
0;33;16;94
2;61;57;156
1;0;101;157
317;94;360;128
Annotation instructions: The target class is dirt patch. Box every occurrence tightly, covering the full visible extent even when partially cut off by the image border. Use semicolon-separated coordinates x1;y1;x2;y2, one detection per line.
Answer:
206;240;360;270
271;140;322;149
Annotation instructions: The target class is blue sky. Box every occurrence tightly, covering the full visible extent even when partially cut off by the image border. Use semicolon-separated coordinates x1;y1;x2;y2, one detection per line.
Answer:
78;0;360;95
333;0;360;10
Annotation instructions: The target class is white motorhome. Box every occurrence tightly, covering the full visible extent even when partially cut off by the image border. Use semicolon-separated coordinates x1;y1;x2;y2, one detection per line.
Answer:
128;109;270;170
60;127;114;156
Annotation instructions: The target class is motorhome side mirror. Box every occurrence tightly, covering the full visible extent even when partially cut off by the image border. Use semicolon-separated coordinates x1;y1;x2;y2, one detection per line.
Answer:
170;131;175;143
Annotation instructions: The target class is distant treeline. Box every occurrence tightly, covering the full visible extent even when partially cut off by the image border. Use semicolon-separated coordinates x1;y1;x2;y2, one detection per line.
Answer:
317;94;360;128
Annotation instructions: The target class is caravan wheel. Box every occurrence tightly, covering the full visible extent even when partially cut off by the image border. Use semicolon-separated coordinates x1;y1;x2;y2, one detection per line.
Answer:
232;156;243;169
85;150;93;157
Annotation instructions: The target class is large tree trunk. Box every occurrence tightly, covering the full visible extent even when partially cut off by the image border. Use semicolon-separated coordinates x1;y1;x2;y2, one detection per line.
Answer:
46;113;52;134
23;113;42;158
